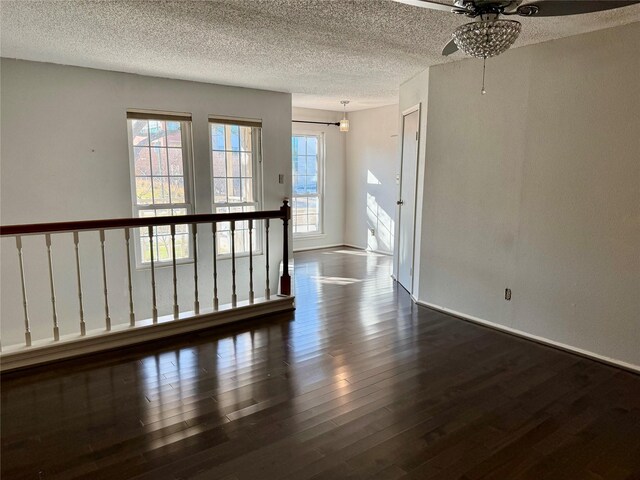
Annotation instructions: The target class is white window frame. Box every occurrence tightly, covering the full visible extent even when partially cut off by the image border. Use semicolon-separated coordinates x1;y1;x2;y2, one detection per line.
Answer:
209;119;263;258
292;132;325;238
126;113;195;269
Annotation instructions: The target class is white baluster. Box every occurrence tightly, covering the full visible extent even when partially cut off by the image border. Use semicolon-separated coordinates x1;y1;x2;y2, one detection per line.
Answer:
265;219;270;300
212;222;219;311
73;232;86;336
231;220;237;308
170;224;179;319
99;229;111;331
149;225;158;323
248;219;254;304
16;236;31;346
45;234;59;341
192;223;199;314
125;228;135;326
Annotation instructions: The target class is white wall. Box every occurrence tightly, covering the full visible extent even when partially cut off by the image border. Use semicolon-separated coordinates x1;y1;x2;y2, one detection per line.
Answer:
1;59;292;347
402;23;640;368
344;105;399;254
291;107;346;251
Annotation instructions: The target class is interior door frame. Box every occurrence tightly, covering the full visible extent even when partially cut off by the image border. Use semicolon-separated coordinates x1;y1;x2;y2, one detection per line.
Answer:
395;103;422;294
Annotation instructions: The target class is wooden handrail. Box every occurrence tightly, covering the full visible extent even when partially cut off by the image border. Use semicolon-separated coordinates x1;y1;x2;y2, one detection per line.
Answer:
1;201;293;344
0;208;285;236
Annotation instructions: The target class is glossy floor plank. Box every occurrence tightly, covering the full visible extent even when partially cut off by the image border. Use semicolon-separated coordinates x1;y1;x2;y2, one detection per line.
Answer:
2;247;640;479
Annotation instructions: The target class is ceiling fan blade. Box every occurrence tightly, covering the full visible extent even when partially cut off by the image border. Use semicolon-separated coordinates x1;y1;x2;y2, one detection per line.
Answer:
517;1;640;17
442;38;459;56
392;0;454;13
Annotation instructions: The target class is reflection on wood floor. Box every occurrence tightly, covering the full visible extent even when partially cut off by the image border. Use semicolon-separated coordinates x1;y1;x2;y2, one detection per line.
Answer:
2;247;640;479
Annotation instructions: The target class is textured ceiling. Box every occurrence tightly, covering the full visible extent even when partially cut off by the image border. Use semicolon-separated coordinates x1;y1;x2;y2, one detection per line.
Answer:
1;0;639;110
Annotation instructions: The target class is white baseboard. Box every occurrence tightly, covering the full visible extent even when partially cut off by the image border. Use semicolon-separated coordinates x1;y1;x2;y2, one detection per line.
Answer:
1;296;295;373
416;300;640;374
293;243;344;252
293;243;392;256
342;244;393;256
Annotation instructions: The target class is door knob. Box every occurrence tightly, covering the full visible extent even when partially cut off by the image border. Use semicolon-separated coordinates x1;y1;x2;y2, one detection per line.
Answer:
397;200;404;206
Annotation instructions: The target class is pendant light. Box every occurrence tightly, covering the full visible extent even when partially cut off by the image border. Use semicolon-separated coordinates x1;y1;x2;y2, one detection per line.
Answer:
340;100;350;132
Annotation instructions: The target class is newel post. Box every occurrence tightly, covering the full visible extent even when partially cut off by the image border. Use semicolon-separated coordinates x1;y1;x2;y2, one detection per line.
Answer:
280;199;291;296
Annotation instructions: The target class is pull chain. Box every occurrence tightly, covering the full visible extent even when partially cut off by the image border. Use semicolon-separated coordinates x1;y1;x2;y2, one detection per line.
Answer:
482;56;487;95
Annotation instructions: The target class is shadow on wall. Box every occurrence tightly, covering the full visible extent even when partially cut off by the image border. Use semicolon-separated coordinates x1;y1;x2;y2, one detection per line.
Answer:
366;170;394;254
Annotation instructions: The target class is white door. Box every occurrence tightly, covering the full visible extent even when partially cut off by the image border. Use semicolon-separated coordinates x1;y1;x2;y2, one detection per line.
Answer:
396;108;420;293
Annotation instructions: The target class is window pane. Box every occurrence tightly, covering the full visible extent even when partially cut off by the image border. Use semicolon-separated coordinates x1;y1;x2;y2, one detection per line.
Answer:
307;137;318;155
153;177;170;203
156;223;170;236
175;234;190;258
294;175;305;195
229;152;240;177
141;236;152;262
293;136;306;156
230;125;240;151
294;156;306;176
213;178;227;203
211;124;225;150
168;148;183;175
132;120;149;146
242;178;253;203
151;147;168;176
217;230;231;255
170;177;185;203
306;156;318;176
156;235;171;261
135;177;153;205
212;151;226;177
294;196;308;214
240;126;252;151
228;178;241;202
308;222;318;233
166;121;181;147
308;196;319;214
149;120;166;146
134;147;151;175
295;214;307;227
306;175;318;194
234;229;247;253
240;152;252;177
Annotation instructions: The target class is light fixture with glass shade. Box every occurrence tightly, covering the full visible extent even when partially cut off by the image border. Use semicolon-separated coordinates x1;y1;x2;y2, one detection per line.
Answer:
340;100;350;132
452;15;521;59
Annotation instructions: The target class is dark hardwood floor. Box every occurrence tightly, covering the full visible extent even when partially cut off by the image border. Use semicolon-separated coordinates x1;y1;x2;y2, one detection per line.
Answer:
2;247;640;479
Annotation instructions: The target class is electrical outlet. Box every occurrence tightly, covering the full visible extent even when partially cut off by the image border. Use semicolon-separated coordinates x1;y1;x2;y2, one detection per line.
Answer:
278;174;285;184
370;228;375;236
505;288;512;301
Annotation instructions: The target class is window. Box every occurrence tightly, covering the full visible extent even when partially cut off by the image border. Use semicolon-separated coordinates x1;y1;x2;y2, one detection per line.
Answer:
292;134;323;235
210;118;262;256
127;112;193;265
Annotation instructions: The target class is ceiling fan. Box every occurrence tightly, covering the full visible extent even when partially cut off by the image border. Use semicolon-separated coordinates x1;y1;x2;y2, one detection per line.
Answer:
395;0;640;58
